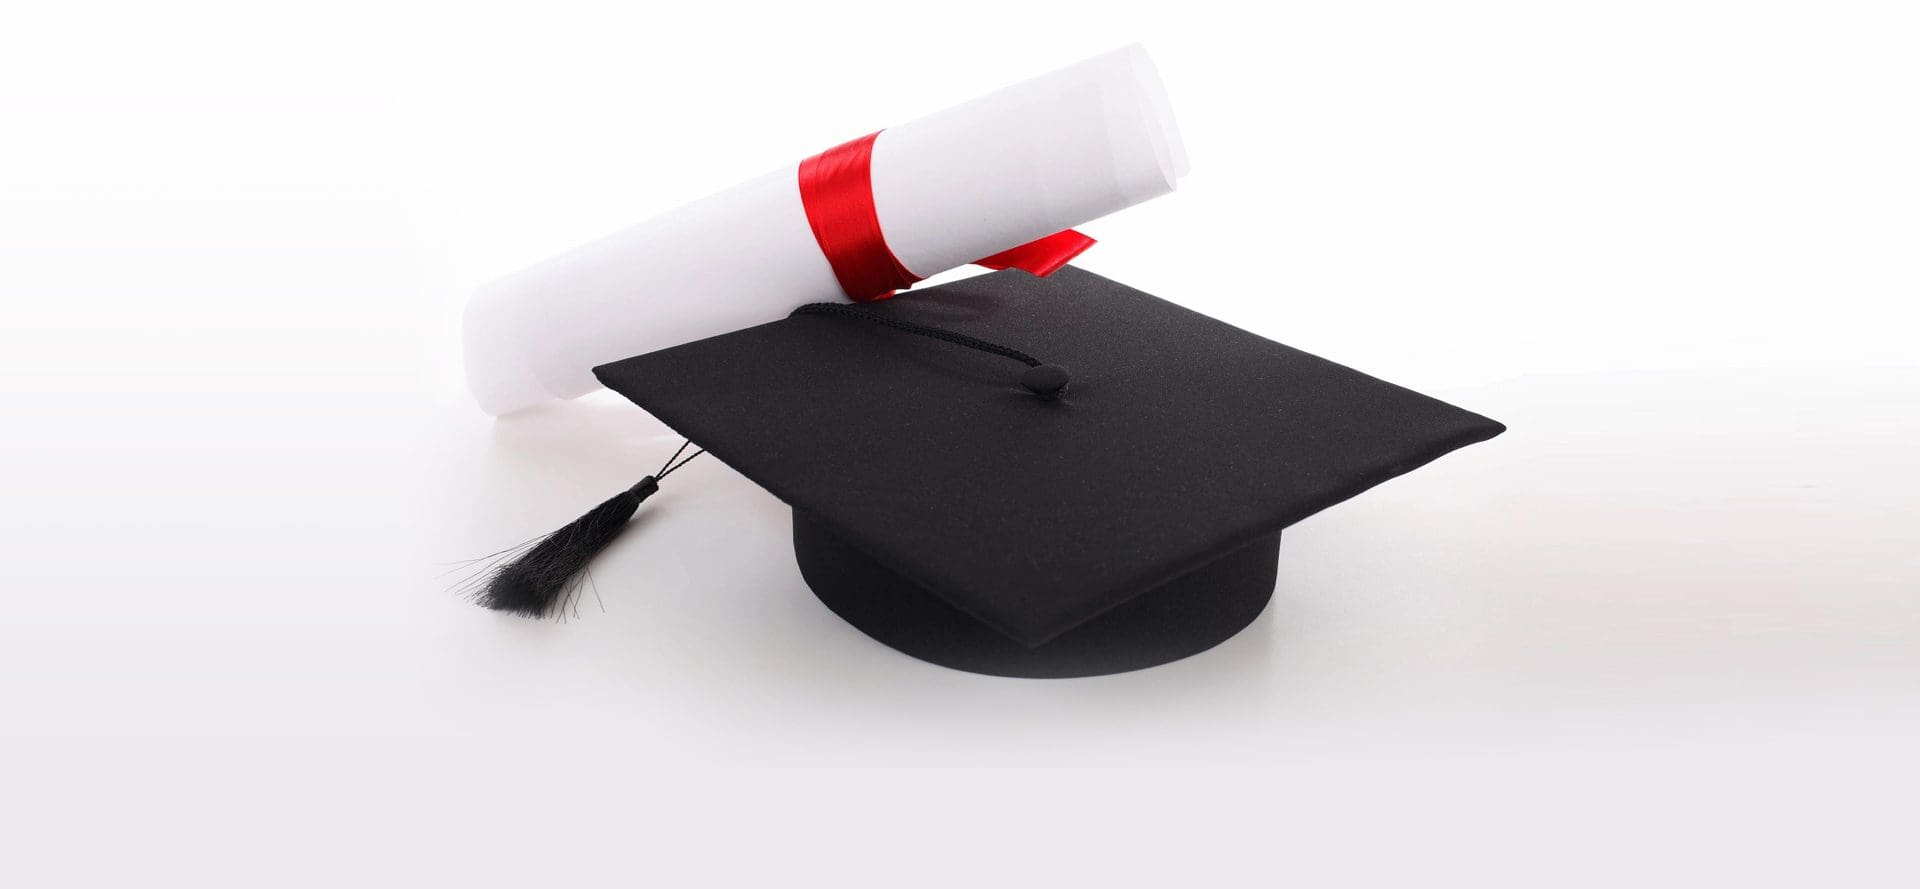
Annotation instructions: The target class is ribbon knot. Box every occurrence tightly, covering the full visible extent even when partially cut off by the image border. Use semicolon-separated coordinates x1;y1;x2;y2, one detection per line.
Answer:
798;132;1093;303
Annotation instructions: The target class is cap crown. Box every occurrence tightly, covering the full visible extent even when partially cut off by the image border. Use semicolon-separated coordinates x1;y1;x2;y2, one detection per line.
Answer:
596;267;1503;645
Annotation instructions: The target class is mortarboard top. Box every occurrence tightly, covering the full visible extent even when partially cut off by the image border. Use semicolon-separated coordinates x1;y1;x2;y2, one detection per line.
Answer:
590;267;1504;677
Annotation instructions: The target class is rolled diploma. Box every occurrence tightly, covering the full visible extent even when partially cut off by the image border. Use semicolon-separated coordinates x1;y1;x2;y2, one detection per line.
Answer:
464;44;1188;415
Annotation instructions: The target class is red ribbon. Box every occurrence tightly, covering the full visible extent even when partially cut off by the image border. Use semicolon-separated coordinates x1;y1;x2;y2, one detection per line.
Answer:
797;132;1094;303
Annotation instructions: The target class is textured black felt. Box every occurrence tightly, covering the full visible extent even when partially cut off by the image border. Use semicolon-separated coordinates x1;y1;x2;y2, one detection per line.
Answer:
796;510;1279;677
594;267;1504;648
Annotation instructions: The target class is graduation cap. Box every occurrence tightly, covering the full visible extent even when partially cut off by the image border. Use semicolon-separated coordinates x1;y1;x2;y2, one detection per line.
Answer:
468;267;1503;677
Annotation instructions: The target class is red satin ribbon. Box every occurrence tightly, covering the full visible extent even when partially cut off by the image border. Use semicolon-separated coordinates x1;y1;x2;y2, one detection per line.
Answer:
797;132;1094;303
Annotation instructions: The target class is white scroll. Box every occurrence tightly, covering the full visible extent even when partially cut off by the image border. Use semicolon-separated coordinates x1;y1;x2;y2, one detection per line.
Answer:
464;44;1187;415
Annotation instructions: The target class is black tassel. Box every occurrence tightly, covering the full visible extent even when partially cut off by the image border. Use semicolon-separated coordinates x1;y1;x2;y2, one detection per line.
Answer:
472;476;658;618
464;439;706;619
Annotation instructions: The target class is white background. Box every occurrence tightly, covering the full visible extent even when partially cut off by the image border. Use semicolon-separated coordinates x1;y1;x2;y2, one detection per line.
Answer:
2;1;1915;885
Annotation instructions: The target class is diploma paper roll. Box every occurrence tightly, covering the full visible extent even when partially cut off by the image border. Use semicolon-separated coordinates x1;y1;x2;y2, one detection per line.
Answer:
464;44;1188;415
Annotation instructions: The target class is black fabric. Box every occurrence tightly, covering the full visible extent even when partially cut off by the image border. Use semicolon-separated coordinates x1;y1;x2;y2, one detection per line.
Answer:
595;266;1504;649
795;509;1279;677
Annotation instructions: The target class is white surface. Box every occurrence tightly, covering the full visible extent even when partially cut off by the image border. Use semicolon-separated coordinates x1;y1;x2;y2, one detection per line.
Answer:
3;1;1918;885
464;45;1183;414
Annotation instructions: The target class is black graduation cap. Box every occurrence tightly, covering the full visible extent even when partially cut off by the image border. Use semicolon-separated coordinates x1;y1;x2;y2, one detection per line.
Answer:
471;267;1503;677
